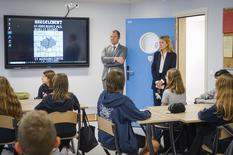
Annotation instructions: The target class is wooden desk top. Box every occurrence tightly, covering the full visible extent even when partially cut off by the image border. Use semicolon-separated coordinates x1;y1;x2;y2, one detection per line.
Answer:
138;110;178;124
138;104;213;124
20;99;88;112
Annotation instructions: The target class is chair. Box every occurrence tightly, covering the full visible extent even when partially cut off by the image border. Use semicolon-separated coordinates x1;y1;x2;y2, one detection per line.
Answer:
48;111;78;154
225;139;233;155
97;116;121;155
0;115;17;153
202;122;233;155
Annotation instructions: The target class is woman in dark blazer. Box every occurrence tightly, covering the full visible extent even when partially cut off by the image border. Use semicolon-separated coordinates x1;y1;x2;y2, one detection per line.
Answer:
151;35;176;106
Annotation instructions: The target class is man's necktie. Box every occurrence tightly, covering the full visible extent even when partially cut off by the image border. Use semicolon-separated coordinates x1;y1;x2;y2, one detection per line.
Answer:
112;46;116;56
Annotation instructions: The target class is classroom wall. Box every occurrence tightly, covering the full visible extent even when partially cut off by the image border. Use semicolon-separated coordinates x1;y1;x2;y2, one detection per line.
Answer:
0;0;232;106
0;0;130;106
130;0;233;92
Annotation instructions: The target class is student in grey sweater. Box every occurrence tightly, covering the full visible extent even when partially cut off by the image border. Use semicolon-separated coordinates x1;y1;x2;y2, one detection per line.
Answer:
161;68;186;106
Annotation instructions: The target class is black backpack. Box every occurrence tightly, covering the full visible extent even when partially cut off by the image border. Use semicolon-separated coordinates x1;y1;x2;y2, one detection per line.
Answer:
168;103;186;113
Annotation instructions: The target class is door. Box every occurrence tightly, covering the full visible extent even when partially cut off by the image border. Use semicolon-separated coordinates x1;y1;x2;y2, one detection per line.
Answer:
178;14;206;103
126;18;175;109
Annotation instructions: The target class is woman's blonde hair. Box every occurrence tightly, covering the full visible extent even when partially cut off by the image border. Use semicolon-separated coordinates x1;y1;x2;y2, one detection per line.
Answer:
160;35;174;52
43;70;55;88
0;76;22;120
166;68;185;94
216;74;233;121
52;73;70;101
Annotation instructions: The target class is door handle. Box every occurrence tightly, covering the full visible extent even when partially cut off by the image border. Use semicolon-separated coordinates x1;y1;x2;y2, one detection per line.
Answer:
127;70;134;74
126;65;134;80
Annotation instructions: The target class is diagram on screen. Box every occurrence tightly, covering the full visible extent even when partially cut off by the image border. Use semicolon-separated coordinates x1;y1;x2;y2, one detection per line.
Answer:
34;30;63;58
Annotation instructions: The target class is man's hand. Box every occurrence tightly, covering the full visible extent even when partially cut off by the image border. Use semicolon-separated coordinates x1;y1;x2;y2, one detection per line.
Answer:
114;57;125;64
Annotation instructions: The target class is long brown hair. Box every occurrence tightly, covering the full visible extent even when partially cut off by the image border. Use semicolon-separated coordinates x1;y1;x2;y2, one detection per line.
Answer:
52;73;70;101
0;76;22;120
166;68;185;94
160;35;174;52
43;70;55;88
216;74;233;121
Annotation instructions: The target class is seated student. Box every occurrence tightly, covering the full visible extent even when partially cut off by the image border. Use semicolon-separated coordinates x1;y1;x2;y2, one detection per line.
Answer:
97;70;151;154
15;110;60;155
159;69;187;152
161;68;186;106
0;76;22;154
188;74;233;155
35;73;80;150
36;70;55;99
195;69;230;103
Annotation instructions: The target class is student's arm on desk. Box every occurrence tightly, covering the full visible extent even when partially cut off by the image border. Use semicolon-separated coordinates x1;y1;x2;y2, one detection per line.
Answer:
36;85;43;99
121;100;151;122
199;90;215;99
34;98;47;111
198;105;222;123
195;89;216;103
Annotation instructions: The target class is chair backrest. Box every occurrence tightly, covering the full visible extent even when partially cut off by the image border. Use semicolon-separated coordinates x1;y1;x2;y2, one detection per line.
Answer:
97;116;115;136
211;122;233;155
0;115;15;130
48;111;77;125
218;123;233;140
97;116;121;154
0;115;16;145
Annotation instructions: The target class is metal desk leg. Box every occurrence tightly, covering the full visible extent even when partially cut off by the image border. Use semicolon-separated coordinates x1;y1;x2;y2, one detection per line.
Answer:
146;124;156;155
169;123;176;155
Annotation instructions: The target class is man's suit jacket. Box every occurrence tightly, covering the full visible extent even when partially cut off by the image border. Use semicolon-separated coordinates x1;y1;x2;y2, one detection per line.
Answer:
151;51;177;90
101;44;127;80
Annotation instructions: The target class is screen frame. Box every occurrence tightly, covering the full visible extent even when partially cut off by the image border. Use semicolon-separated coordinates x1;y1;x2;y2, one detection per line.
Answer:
4;15;90;69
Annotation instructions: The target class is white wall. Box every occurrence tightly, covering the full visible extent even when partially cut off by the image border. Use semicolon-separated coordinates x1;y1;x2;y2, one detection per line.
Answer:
130;0;233;92
0;0;130;106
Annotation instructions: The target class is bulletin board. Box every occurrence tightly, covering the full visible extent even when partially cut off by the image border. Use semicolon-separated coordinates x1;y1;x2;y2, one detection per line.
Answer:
223;8;233;68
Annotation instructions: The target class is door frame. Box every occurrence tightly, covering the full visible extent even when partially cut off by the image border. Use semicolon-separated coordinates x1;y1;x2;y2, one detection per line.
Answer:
175;8;208;92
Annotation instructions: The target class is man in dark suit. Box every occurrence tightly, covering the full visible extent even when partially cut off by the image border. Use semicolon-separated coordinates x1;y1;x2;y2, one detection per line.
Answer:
101;30;127;89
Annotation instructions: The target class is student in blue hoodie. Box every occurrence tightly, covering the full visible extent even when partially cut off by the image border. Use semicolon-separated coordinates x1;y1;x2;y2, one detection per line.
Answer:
97;70;151;154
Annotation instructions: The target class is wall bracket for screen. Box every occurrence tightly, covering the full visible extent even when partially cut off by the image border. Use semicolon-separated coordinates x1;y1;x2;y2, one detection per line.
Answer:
65;0;80;17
